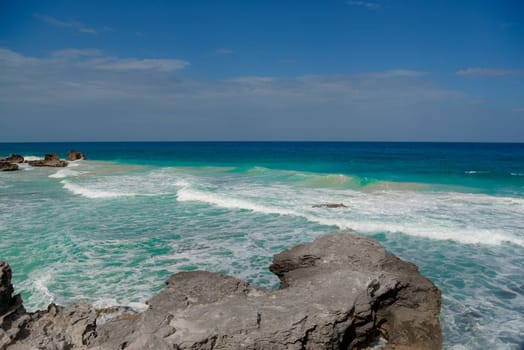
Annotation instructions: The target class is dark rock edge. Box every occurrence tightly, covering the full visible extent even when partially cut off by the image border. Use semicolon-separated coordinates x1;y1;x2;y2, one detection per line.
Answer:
1;233;442;350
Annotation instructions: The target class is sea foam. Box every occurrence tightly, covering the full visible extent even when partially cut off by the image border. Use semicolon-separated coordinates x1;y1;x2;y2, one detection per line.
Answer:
49;169;84;178
176;183;524;247
61;180;136;199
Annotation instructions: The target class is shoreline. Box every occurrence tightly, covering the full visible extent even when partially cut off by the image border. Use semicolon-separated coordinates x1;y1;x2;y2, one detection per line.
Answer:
0;233;442;349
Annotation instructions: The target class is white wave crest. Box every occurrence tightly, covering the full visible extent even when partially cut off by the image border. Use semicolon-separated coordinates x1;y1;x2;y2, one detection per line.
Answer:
61;180;137;199
177;188;297;216
23;155;43;161
465;170;489;174
49;169;84;178
176;187;524;247
24;271;55;309
67;161;83;167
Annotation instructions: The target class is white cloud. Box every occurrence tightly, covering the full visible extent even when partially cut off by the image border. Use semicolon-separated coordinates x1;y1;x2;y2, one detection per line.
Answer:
362;69;427;79
0;47;188;73
3;47;520;142
34;13;97;34
456;68;524;77
90;58;189;72
0;48;38;66
229;76;274;84
50;49;103;60
347;1;381;10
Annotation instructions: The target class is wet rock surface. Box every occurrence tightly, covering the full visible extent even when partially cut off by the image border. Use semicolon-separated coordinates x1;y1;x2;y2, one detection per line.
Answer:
4;155;24;164
67;150;86;161
312;203;348;208
0;234;442;349
27;154;68;168
0;162;18;172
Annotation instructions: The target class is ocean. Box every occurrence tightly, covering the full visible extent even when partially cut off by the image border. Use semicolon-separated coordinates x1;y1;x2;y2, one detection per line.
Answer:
0;142;523;349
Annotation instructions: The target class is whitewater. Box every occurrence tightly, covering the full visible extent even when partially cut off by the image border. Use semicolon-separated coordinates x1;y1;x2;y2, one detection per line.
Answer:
0;142;523;349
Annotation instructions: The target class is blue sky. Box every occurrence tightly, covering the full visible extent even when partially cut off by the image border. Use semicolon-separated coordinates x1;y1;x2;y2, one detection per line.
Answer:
1;0;523;141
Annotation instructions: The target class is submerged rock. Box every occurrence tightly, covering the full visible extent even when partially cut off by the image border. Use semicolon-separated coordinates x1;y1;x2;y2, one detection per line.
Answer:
27;154;68;167
312;203;348;208
0;162;18;171
0;234;442;349
67;150;86;161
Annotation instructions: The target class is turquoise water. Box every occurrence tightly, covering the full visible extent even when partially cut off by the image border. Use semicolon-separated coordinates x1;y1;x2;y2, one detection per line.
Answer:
1;142;523;349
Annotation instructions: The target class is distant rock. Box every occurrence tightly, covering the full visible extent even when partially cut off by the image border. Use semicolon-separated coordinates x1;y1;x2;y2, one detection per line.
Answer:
0;162;18;171
312;203;347;208
4;154;24;164
27;154;68;167
67;150;86;161
0;234;442;349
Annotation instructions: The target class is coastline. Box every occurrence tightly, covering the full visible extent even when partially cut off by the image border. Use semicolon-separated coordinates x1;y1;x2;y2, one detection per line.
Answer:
1;233;442;349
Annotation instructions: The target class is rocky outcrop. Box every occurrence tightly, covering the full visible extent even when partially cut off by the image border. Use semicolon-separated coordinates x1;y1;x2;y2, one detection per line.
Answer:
312;203;348;208
67;150;86;161
0;162;18;172
0;262;26;349
4;155;24;164
27;154;68;168
0;234;442;349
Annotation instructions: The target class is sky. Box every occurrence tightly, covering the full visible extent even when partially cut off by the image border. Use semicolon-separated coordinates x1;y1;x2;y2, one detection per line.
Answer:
1;0;523;142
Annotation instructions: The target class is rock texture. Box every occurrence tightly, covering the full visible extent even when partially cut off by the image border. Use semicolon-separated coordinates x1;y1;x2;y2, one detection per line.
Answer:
0;162;18;172
0;234;442;350
4;155;24;164
0;262;26;349
27;154;68;168
67;150;86;161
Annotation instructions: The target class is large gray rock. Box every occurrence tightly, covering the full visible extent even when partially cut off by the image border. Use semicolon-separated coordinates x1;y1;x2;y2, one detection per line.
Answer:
1;234;442;349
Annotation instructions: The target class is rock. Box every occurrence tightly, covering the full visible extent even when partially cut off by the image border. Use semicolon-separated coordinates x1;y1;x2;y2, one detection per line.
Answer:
0;262;19;314
0;162;18;171
0;262;96;350
67;150;86;161
1;234;442;349
93;234;442;349
4;155;24;164
312;203;347;208
0;262;27;349
28;154;68;167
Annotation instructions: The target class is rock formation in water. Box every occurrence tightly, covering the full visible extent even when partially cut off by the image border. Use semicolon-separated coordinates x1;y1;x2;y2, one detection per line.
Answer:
0;162;18;172
67;151;86;161
312;203;348;208
0;234;442;350
27;154;68;168
0;154;24;171
4;155;24;164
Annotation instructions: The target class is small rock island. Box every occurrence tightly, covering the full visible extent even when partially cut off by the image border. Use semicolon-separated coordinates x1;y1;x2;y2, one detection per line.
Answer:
0;233;442;349
0;151;85;171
